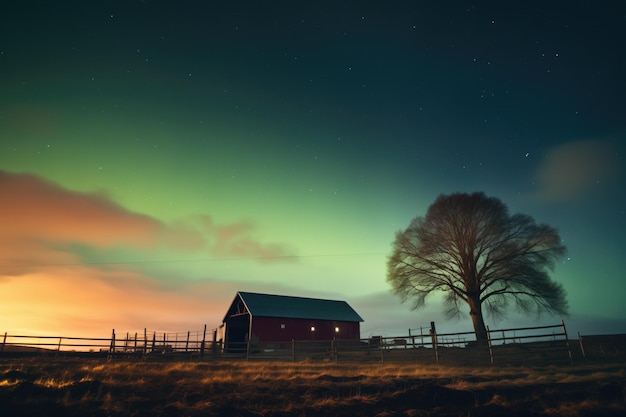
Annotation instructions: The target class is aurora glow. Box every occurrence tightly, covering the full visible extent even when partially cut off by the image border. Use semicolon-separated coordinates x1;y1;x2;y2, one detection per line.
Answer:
1;1;624;338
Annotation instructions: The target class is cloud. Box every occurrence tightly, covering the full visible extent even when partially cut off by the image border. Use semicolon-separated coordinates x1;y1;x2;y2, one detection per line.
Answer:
0;171;165;249
207;219;294;261
0;170;294;273
0;171;296;336
532;139;620;202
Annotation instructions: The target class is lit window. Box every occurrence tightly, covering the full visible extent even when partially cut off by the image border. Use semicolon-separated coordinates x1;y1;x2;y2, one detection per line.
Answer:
280;324;285;329
335;327;340;333
310;326;315;332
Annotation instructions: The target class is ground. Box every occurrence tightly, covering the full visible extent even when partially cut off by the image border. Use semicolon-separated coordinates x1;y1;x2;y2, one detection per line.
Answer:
0;358;624;416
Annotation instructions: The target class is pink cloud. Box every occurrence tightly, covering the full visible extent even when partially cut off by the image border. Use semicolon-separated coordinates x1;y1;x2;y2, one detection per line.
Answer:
0;171;163;248
533;139;620;202
208;220;294;261
0;171;294;272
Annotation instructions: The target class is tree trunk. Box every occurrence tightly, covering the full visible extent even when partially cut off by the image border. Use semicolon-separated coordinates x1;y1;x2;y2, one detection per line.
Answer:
468;296;488;346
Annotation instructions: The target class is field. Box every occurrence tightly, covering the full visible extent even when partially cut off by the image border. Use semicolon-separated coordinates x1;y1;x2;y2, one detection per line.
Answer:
1;358;624;417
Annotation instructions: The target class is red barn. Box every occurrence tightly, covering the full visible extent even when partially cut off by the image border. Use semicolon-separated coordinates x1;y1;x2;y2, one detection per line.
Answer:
221;291;363;350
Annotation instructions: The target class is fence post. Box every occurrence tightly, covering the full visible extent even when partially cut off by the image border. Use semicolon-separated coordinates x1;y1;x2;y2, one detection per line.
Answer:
109;329;116;358
212;327;218;355
185;331;190;352
200;324;207;358
430;321;438;364
134;332;138;353
486;326;494;364
151;332;156;353
578;332;586;359
55;337;62;358
561;320;573;364
1;332;6;353
143;328;147;358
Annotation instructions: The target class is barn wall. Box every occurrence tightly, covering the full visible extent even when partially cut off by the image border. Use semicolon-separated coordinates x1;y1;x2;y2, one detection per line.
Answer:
251;316;360;343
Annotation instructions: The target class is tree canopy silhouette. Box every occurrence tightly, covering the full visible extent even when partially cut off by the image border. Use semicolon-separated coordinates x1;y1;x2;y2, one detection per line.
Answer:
387;192;568;343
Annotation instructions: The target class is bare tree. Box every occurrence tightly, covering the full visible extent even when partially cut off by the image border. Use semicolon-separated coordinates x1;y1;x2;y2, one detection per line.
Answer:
387;192;568;344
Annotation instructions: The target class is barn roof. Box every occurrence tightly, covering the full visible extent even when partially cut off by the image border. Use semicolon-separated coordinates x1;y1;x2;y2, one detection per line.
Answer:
227;291;363;322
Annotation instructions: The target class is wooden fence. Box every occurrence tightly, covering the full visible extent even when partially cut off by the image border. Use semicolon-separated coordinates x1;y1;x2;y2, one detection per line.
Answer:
4;321;619;365
0;326;211;359
225;320;574;365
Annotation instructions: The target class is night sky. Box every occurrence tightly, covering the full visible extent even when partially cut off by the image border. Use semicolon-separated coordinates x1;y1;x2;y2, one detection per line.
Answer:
1;1;625;338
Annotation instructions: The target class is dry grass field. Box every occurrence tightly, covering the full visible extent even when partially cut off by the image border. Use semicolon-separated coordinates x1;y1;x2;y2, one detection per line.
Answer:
1;358;624;416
